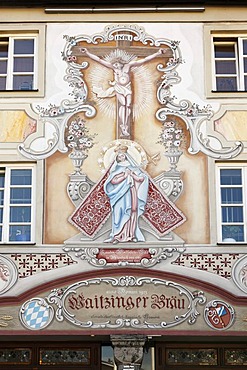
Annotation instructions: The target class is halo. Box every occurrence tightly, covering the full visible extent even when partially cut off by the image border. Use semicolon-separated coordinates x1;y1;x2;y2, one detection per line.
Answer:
98;139;148;172
104;49;137;64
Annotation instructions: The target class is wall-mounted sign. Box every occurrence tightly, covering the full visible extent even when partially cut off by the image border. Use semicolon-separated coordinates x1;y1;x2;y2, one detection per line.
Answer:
63;246;185;267
20;276;206;331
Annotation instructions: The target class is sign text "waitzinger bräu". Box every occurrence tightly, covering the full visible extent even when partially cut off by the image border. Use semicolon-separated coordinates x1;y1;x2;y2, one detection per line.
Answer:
67;293;186;311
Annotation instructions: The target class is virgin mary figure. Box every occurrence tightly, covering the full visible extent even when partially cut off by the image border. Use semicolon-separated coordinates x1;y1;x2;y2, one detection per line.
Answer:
104;146;149;243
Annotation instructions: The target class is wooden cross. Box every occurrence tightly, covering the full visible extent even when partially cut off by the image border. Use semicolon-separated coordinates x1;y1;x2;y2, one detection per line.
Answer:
72;32;172;140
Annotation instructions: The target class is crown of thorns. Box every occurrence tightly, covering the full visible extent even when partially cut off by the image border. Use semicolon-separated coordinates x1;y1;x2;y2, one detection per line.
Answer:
104;49;137;64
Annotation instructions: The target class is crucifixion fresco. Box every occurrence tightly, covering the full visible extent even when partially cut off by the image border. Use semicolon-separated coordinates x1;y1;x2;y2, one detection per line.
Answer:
63;25;187;244
80;46;167;138
18;24;243;265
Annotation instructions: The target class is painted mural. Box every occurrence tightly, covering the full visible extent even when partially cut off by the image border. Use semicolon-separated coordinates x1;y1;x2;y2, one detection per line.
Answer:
0;23;246;338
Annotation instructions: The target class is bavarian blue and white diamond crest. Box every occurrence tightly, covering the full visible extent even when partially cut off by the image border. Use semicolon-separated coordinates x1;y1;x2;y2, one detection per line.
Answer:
23;300;50;329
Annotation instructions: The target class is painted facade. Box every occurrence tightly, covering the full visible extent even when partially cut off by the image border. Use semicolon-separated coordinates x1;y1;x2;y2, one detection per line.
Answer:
0;3;247;369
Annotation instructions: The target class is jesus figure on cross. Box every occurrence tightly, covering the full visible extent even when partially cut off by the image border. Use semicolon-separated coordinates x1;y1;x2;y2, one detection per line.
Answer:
80;47;166;137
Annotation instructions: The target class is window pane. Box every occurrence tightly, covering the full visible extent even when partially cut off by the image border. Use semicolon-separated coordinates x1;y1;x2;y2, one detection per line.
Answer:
220;169;242;185
167;348;217;365
215;60;236;74
225;349;247;365
102;346;114;368
0;173;4;187
0;77;6;90
216;77;237;91
13;75;33;90
14;57;34;72
243;39;247;55
244;58;247;73
10;188;31;204
221;188;242;204
222;225;244;242
10;206;31;222
0;60;7;74
0;226;2;241
40;348;91;365
0;190;4;206
9;225;31;242
0;348;31;364
14;39;34;54
0;208;3;223
222;206;243;222
214;43;235;58
0;40;8;57
11;169;32;185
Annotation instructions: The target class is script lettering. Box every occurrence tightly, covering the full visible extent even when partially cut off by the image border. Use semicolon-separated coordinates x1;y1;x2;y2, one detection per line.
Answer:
68;292;184;311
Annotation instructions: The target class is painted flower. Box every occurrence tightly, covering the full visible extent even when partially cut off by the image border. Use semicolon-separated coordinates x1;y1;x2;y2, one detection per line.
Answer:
67;55;77;62
166;141;173;147
65;116;97;152
166;121;175;127
157;119;185;152
163;133;171;139
79;138;88;144
85;140;93;148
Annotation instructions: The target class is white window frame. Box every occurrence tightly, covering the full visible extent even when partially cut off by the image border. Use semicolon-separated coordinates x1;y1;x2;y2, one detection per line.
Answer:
0;35;37;91
212;37;247;92
216;163;247;244
0;164;36;244
0;24;45;98
204;24;247;98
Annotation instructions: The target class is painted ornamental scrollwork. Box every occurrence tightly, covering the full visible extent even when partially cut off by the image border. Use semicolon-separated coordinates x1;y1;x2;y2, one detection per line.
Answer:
18;105;96;161
18;23;242;163
19;276;206;331
232;255;247;294
154;172;183;202
16;24;244;256
156;106;243;159
0;255;18;295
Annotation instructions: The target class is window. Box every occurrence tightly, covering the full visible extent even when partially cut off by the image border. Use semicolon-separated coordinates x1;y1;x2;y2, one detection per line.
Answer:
0;165;35;243
0;36;37;91
216;165;247;243
0;24;45;97
213;37;247;92
204;25;247;98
